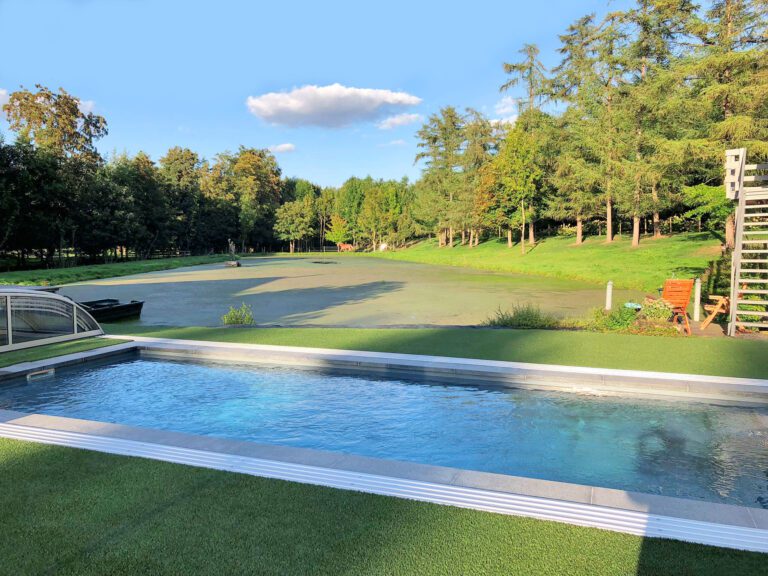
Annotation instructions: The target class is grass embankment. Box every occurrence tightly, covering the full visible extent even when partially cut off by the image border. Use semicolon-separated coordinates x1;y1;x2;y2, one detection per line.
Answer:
0;255;229;286
370;232;722;291
0;338;125;369
107;326;768;379
1;439;762;575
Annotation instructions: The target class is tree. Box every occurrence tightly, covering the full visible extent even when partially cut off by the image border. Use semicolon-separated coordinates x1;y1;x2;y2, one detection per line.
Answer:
232;147;282;251
500;44;549;112
274;196;315;253
415;107;466;246
159;147;202;252
325;214;351;248
491;126;542;253
2;85;107;161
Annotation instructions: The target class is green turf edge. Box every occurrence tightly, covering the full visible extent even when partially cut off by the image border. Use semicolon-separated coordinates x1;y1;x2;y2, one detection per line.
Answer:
0;438;762;576
0;255;229;287
104;325;768;380
0;338;126;368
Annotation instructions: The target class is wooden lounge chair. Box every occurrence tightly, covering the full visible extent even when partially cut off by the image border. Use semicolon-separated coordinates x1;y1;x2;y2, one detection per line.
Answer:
700;295;729;330
660;279;695;335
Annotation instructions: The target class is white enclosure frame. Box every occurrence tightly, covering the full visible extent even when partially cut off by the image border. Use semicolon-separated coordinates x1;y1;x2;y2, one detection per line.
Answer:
0;288;103;353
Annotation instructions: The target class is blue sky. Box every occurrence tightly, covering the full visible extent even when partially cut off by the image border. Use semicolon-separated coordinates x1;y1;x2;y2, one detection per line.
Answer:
0;0;632;187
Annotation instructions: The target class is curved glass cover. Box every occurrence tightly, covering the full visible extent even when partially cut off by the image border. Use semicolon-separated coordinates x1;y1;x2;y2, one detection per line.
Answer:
10;295;74;344
0;296;7;346
76;307;101;333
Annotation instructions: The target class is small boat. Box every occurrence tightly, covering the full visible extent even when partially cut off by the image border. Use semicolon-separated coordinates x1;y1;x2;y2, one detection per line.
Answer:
78;299;144;322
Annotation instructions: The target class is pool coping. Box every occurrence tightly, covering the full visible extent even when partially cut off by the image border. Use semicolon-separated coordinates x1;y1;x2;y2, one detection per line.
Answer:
1;337;767;553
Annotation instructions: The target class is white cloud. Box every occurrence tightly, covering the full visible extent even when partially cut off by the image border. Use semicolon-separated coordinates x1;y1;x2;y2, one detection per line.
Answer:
377;112;422;130
77;99;95;114
246;83;421;128
490;116;517;126
0;89;9;108
494;96;518;117
379;139;407;147
269;143;296;153
490;96;518;126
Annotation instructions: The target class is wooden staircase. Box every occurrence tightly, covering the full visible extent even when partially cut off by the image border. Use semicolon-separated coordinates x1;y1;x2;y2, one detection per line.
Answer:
726;149;768;336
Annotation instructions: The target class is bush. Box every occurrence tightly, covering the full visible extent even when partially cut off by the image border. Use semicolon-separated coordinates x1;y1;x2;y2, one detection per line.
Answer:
485;303;558;329
587;306;638;332
221;302;254;325
638;297;672;321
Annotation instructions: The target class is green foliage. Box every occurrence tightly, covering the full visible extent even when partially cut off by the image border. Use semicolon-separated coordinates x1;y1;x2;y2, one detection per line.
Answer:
221;302;254;326
325;214;350;246
484;304;558;329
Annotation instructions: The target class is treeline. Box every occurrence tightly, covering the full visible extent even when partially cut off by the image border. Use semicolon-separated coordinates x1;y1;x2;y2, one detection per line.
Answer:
1;1;766;268
412;0;767;252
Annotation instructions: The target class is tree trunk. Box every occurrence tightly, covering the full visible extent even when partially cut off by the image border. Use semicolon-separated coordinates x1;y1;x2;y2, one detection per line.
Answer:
652;183;661;238
474;229;480;246
528;222;535;247
632;216;641;248
448;227;454;248
468;229;474;247
461;229;466;245
576;216;583;245
289;240;295;254
605;196;613;242
725;212;735;250
507;228;513;248
520;201;526;255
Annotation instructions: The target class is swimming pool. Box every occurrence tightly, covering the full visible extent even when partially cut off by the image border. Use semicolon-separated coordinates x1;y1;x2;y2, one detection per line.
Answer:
2;356;767;508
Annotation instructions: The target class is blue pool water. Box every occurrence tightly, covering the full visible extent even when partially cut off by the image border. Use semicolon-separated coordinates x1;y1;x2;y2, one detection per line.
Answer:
1;357;767;508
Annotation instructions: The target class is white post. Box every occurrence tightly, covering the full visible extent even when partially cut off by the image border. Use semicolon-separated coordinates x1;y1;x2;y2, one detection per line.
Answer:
693;278;702;322
605;281;613;311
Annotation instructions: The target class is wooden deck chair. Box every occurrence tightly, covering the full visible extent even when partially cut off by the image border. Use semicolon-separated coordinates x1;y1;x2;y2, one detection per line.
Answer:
660;279;695;335
700;295;729;331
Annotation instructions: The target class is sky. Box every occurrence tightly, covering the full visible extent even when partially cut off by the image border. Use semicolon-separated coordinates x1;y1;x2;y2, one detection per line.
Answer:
0;0;633;187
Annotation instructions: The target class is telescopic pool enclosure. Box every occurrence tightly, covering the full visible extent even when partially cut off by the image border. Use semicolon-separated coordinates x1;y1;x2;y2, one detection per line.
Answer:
0;288;103;352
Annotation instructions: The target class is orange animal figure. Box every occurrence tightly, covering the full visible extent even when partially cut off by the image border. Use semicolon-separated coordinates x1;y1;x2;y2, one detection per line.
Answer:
337;243;355;252
660;279;695;335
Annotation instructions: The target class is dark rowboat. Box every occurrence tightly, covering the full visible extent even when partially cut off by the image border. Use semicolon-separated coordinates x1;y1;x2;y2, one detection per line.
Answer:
78;299;144;322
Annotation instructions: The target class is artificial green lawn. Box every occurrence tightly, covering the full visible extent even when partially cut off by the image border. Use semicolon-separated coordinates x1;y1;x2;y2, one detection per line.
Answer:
0;338;125;368
106;325;768;379
0;254;228;286
0;438;762;576
370;232;722;291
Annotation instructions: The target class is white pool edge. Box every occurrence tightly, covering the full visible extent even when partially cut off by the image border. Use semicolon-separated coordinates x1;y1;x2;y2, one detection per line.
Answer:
0;417;766;553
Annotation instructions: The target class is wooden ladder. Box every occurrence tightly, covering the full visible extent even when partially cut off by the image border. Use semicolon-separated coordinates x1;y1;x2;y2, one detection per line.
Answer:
726;149;768;336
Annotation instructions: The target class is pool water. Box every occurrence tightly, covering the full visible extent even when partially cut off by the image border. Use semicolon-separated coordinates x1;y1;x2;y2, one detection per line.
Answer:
2;357;767;508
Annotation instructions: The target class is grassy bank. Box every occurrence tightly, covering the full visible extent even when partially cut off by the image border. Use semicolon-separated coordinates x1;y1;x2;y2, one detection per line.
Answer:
106;326;768;379
0;255;229;286
1;439;762;575
0;338;125;368
369;233;722;290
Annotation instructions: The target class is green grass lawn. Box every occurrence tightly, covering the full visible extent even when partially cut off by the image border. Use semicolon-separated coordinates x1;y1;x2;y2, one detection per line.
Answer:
0;338;126;369
0;438;762;575
0;255;229;286
369;232;722;290
107;325;768;379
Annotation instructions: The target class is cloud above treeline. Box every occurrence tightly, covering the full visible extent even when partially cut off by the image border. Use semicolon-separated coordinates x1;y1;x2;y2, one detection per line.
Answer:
493;96;518;125
78;99;95;114
377;112;422;130
269;143;296;153
246;83;421;128
0;89;9;107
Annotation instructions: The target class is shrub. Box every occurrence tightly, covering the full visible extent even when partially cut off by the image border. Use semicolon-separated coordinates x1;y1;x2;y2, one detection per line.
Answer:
587;306;638;332
485;303;558;329
638;297;673;321
221;302;254;325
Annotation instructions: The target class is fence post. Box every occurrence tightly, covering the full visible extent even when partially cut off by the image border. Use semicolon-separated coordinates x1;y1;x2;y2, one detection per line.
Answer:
605;281;613;311
693;277;702;322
